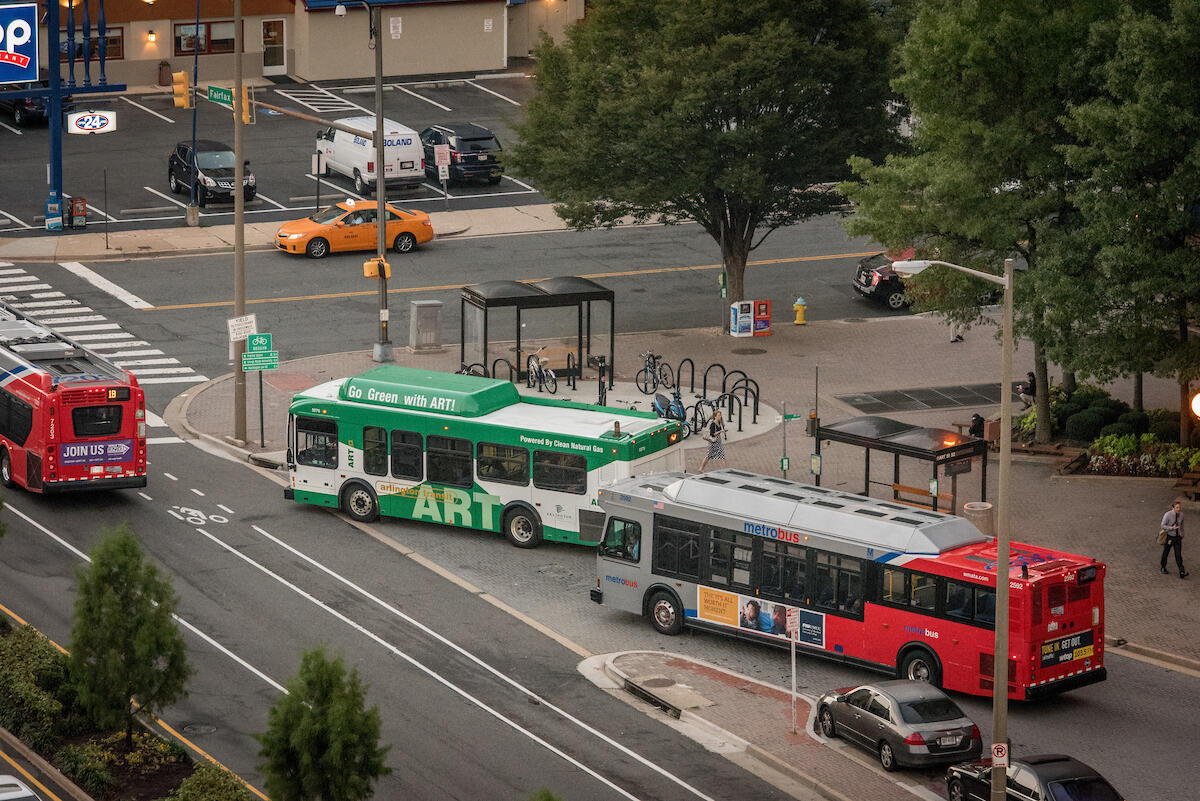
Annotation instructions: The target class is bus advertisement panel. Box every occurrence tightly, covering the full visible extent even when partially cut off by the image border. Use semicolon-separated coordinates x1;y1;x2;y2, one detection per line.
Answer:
0;303;147;493
592;469;1106;701
284;366;685;547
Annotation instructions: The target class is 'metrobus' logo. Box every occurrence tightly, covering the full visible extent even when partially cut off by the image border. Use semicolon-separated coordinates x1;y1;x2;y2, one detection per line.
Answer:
0;4;39;84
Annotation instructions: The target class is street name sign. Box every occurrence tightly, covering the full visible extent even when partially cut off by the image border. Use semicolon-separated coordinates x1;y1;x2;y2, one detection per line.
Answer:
241;351;279;372
208;85;233;109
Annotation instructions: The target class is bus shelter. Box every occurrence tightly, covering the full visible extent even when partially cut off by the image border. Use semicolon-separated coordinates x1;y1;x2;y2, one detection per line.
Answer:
813;415;989;514
460;277;616;386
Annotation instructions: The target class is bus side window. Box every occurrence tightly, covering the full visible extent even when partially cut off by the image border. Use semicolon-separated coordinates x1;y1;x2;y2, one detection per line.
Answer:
296;416;338;469
427;435;472;487
975;588;996;626
390;430;422;480
882;567;908;605
837;557;863;614
910;572;936;611
945;580;973;620
363;426;388;476
533;450;587;494
783;546;807;603
600;518;641;563
477;442;530;485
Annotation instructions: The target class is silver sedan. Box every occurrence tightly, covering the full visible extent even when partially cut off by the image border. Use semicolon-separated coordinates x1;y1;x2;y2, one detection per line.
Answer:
816;679;983;771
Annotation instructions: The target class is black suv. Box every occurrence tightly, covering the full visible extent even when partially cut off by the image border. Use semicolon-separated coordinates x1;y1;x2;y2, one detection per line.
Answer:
946;753;1123;801
167;140;256;206
0;80;56;127
419;123;503;185
852;252;911;310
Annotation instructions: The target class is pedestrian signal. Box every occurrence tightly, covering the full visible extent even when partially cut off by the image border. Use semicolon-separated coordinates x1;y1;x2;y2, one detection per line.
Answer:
363;257;390;279
172;71;191;109
240;86;252;125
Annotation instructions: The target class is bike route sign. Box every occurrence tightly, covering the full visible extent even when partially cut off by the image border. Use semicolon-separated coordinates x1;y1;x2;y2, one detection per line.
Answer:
241;351;279;372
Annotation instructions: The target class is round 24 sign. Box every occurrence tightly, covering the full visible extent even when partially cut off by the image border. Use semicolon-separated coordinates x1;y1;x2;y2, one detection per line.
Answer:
67;110;117;135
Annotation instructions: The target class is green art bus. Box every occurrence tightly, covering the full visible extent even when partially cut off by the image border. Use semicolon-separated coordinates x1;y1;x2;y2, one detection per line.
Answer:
283;366;686;547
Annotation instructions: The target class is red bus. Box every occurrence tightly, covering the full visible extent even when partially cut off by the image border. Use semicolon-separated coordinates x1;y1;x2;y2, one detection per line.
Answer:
0;302;147;492
591;469;1105;700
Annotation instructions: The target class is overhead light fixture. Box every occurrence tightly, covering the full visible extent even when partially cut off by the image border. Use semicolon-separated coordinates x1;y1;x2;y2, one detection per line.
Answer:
148;29;157;42
335;3;347;17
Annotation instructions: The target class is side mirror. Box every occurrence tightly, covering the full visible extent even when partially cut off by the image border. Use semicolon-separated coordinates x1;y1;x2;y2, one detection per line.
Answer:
285;448;294;468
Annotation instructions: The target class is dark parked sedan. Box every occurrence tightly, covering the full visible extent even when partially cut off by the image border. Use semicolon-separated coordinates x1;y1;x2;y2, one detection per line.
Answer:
816;680;982;771
946;753;1123;801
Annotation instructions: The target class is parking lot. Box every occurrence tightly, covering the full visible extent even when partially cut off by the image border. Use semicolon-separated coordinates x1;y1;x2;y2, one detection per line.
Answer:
0;74;542;235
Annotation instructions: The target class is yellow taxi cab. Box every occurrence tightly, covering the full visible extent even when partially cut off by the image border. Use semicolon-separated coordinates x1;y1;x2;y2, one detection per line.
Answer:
274;199;434;259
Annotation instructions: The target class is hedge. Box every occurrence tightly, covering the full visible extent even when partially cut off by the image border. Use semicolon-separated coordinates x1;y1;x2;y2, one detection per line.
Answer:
160;763;255;801
0;626;68;753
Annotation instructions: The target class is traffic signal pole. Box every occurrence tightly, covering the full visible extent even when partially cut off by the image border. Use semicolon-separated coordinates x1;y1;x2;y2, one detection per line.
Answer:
232;0;247;443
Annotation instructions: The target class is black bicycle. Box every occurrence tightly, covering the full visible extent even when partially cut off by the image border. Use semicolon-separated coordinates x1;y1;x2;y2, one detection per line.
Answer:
636;351;674;395
526;346;558;394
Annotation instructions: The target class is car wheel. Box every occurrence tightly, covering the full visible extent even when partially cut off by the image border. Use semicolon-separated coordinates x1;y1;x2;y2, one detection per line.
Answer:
947;777;966;801
900;648;943;687
886;289;907;310
648;591;684;635
393;232;417;253
818;706;837;738
354;170;371;196
503;507;542;548
305;238;330;259
878;741;898;772
168;170;181;194
245;188;257;202
0;449;13;488
13;105;27;127
340;482;379;523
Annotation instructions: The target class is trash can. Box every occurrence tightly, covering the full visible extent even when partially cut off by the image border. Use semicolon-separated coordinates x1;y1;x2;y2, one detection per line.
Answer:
793;296;807;325
962;501;995;537
158;61;172;87
409;299;443;351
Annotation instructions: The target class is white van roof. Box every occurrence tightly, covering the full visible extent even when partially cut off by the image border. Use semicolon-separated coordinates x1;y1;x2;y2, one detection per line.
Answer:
335;116;418;136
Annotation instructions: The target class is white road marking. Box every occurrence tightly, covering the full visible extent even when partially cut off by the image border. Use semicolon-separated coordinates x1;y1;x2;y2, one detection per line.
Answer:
217;504;235;515
506;176;537;191
126;366;196;376
394;84;452;111
245;524;720;801
41;315;106;324
31;291;63;298
145;411;167;427
1;283;52;292
147;436;184;444
191;488;205;497
254;192;289;210
57;261;154;309
143;186;188;208
466;79;522;106
162;472;178;480
113;358;180;367
68;332;134;341
0;208;32;228
138;375;208;384
84;340;151;350
106;349;167;359
53;323;122;333
20;306;94;316
303;174;365;200
0;121;22;135
10;299;75;308
0;275;41;284
0;268;26;274
120;94;175;123
80;204;118;222
138;491;153;501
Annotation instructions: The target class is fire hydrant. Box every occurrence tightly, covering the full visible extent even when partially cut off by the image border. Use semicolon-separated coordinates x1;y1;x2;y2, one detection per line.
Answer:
793;296;807;325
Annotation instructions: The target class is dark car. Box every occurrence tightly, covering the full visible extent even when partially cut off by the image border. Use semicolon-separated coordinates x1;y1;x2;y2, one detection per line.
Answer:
946;754;1123;801
0;80;57;127
167;140;256;206
852;251;917;310
419;123;503;185
816;680;982;771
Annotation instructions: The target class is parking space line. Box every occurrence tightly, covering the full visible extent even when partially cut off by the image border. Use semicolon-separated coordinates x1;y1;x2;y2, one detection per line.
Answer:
0;208;32;228
506;176;536;191
0;121;22;135
120;94;175;123
303;174;365;200
57;261;154;309
465;79;522;106
144;186;188;208
254;192;289;210
82;203;119;222
394;84;452;111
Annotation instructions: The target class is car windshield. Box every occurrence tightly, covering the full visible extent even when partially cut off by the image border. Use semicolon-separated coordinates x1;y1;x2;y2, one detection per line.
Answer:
898;697;963;723
196;150;236;170
310;206;348;225
456;136;500;152
1048;778;1122;801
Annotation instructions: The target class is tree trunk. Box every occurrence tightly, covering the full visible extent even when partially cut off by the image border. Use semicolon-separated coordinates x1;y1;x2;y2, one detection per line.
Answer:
1061;370;1077;394
717;223;751;333
1133;372;1143;413
1181;314;1192;446
1033;341;1052;444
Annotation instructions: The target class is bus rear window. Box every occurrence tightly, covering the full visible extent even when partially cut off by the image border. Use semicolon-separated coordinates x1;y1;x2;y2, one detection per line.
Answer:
72;405;123;437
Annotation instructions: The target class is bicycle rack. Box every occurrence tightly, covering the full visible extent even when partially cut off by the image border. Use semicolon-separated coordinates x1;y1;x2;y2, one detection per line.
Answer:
727;377;761;423
565;353;578;390
701;363;728;398
722;370;749;396
675;358;696;394
491;357;517;384
716;392;746;432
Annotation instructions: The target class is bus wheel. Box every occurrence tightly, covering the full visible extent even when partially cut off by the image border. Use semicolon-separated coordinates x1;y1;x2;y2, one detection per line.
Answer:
648;591;683;635
899;648;942;687
0;449;12;488
503;507;542;548
341;482;379;523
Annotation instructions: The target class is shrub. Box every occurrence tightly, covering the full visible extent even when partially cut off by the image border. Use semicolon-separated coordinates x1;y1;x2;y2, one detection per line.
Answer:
1091;433;1140;457
1151;419;1181;443
1117;411;1149;433
1148;408;1180;425
1054;401;1083;428
164;764;256;801
1099;422;1135;438
1087;398;1128;426
1065;411;1104;442
0;626;69;752
58;732;187;797
55;741;116;796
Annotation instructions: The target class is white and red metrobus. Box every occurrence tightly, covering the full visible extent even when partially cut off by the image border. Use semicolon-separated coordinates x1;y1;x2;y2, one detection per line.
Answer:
591;469;1105;700
0;302;147;492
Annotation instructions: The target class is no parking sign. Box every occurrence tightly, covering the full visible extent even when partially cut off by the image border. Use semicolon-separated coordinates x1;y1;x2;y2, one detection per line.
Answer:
0;3;39;84
991;742;1008;767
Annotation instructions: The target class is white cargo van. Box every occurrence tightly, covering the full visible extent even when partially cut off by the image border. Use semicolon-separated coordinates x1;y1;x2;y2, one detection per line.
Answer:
316;116;424;196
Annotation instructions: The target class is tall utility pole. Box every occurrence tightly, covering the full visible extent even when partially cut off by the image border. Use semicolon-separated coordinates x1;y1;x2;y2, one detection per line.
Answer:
371;3;393;363
232;0;247;443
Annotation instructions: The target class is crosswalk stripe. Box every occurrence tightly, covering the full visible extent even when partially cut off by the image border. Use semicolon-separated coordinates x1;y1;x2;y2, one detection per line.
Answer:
104;348;165;359
0;268;26;276
42;315;106;324
0;275;38;284
147;436;185;444
0;283;52;292
31;291;64;298
114;358;180;367
52;323;122;333
22;306;94;316
138;375;209;385
9;299;78;308
128;367;197;375
69;332;135;341
83;340;151;350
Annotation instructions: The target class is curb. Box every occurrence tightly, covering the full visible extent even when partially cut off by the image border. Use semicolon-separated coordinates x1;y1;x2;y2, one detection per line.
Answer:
0;725;95;801
601;651;853;801
1105;635;1200;674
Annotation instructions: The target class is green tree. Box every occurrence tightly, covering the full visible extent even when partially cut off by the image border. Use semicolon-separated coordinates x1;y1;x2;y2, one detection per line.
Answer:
840;0;1118;442
70;524;191;749
1061;0;1200;441
257;647;390;801
509;0;898;314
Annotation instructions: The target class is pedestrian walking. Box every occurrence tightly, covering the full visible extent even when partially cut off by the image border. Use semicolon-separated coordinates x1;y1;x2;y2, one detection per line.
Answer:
1019;371;1036;409
699;409;727;472
1160;501;1188;578
950;321;965;343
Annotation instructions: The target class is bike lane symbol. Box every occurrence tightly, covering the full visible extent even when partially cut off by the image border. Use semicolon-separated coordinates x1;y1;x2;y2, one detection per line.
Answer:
170;506;229;526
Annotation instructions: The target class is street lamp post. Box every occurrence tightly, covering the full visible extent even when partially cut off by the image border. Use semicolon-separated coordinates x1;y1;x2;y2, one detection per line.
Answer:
892;257;1014;801
338;1;393;362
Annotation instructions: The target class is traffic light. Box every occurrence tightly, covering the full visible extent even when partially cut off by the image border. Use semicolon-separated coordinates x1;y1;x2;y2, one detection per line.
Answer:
805;411;818;437
240;86;252;125
172;71;191;109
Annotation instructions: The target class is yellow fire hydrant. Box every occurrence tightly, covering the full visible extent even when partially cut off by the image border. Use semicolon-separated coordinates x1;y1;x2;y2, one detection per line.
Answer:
793;297;807;325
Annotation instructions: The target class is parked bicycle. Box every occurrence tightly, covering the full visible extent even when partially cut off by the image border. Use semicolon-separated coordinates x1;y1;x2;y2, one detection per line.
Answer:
692;396;719;434
456;362;486;377
652;388;692;439
636;351;674;395
526;346;558;394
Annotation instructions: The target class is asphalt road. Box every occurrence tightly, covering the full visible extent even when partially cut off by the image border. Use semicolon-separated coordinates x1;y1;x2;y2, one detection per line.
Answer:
0;75;540;235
